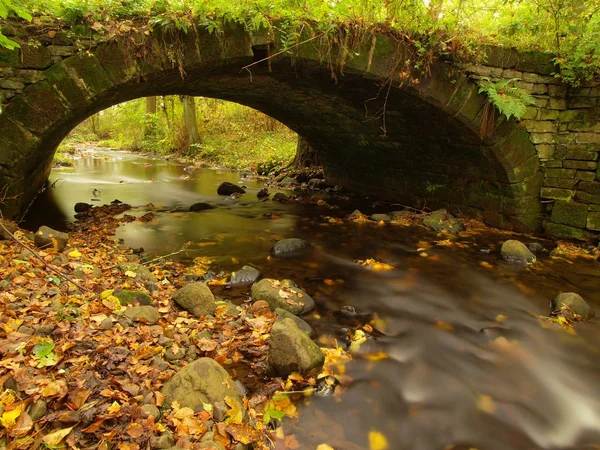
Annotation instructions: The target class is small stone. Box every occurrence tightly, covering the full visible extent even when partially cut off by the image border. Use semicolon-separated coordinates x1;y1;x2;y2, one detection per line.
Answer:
0;219;18;240
501;240;536;263
158;335;174;346
156;433;175;449
257;188;269;198
371;213;391;223
422;209;464;234
100;318;113;330
310;190;331;201
123;306;160;325
34;226;68;251
190;202;216;212
28;399;47;422
18;326;34;335
117;263;157;284
526;242;547;254
153;356;169;371
172;283;216;317
52;254;68;266
551;292;594;320
74;202;92;213
308;178;327;189
141;404;160;419
272;192;289;202
271;238;312;257
217;182;245;195
267;318;325;377
73;265;102;279
251;279;315;315
230;266;261;285
165;347;186;361
36;324;55;336
390;210;413;219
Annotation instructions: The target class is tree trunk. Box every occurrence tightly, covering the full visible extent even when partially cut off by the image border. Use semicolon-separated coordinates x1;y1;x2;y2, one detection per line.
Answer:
144;96;157;138
292;136;319;168
182;96;202;154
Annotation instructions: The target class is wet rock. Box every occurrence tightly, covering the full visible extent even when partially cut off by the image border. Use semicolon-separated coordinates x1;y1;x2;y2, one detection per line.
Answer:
161;357;245;421
501;240;536;264
422;209;464;234
141;404;160;419
251;279;315;315
28;399;47;421
217;182;245;196
315;375;339;397
123;306;160;325
0;220;18;240
272;192;289;202
267;318;325;377
117;263;157;284
310;190;331;201
527;242;547;254
551;292;594;320
280;176;295;185
190;202;216;212
172;283;216;317
271;238;312;257
257;188;269;198
111;199;123;204
74;202;92;213
275;308;314;337
113;289;152;306
34;226;69;251
371;213;391;223
73;265;102;279
230;265;261;285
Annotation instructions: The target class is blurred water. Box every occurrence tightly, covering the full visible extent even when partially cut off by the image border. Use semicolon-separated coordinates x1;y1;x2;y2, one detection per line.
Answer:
24;148;600;450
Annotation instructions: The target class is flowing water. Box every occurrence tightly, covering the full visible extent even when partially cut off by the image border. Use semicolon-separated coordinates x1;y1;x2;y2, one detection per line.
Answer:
24;149;600;450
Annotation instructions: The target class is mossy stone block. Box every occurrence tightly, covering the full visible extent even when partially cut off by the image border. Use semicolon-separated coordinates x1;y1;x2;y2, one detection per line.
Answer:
551;201;588;228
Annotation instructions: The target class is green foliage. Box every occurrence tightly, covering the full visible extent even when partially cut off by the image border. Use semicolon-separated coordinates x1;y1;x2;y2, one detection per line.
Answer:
477;77;536;121
0;0;31;49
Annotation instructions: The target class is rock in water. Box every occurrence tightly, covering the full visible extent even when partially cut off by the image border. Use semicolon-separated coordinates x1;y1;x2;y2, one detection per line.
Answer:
422;209;464;234
217;182;245;195
74;202;92;213
371;213;391;223
161;358;245;421
172;283;216;317
34;226;69;251
190;202;216;212
230;266;261;285
272;192;288;202
267;318;325;377
271;238;311;257
251;279;315;315
500;240;536;264
256;188;269;198
551;292;594;320
275;308;314;337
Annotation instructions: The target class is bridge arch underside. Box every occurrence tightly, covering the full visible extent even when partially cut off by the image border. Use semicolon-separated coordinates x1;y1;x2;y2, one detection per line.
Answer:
0;53;542;231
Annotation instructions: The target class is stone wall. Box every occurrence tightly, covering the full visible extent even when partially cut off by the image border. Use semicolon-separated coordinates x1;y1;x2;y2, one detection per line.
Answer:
463;48;600;240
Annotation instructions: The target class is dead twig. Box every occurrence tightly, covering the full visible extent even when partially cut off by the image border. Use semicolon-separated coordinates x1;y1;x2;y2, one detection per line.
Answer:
0;214;92;293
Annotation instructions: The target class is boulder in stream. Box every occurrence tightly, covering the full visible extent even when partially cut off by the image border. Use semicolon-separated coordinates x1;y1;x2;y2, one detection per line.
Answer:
550;292;594;320
371;213;392;223
267;318;325;377
34;226;69;251
190;202;216;212
74;202;92;213
422;209;464;234
500;240;536;264
161;357;245;421
271;238;311;257
172;282;216;317
230;265;261;285
217;182;245;196
272;192;289;203
275;308;314;337
251;279;315;315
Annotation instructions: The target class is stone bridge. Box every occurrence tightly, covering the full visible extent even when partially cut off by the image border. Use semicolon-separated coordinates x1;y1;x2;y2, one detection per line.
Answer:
0;20;599;240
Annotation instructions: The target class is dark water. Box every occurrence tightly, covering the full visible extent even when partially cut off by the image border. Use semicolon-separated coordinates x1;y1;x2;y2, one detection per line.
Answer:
25;149;600;450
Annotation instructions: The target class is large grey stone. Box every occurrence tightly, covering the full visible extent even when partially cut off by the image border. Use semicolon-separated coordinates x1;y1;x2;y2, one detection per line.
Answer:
551;292;594;320
251;279;315;315
172;283;216;317
34;226;68;251
123;306;159;325
501;240;536;263
161;358;245;421
271;238;312;257
267;318;325;377
275;308;314;337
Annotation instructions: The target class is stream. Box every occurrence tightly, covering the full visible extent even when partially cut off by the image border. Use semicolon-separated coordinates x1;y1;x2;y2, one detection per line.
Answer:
23;148;600;450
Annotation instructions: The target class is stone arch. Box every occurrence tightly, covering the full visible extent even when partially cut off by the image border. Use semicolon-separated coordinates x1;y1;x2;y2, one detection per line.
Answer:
0;23;542;230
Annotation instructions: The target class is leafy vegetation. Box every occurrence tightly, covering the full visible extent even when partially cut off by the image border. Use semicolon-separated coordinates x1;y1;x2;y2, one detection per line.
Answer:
477;77;536;121
0;0;31;49
67;97;297;172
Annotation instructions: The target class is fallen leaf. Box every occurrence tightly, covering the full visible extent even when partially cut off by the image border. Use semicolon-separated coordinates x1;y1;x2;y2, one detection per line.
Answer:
369;429;389;450
42;426;75;446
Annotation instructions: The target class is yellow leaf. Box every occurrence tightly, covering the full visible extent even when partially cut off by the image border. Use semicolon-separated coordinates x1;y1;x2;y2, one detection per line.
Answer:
365;352;389;361
317;445;335;450
124;270;137;278
224;396;244;424
102;295;122;312
495;314;508;323
476;394;496;413
0;406;22;428
107;401;121;414
42;426;75;446
369;430;389;450
68;250;82;259
4;318;23;333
